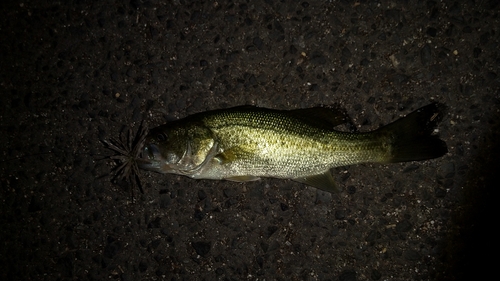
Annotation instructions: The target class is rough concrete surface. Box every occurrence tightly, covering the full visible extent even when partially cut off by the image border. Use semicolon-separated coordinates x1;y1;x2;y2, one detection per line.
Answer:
1;0;498;280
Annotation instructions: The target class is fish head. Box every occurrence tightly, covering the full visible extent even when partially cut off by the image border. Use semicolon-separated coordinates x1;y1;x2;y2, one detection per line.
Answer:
139;121;216;176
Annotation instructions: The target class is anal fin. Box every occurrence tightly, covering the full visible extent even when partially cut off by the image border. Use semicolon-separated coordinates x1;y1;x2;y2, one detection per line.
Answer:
293;171;341;193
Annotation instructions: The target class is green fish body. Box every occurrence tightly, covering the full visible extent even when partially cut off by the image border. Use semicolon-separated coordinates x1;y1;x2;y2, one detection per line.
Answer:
139;103;447;193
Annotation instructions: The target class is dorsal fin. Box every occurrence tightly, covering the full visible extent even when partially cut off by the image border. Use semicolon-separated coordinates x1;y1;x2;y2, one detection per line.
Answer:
287;106;355;131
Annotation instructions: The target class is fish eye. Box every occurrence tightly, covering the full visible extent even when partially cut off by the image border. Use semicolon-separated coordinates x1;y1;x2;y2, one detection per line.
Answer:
157;133;167;141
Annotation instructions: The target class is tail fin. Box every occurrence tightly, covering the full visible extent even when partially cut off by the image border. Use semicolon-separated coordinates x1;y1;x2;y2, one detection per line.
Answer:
378;103;448;163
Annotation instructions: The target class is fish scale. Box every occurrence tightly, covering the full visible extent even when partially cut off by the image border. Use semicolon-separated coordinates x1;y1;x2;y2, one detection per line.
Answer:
204;110;388;176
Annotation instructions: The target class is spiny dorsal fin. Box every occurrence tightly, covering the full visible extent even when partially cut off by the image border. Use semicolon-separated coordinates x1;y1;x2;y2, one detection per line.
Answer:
223;105;355;131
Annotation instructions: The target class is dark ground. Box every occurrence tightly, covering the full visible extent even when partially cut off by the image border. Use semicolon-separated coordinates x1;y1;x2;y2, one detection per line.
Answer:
1;0;499;280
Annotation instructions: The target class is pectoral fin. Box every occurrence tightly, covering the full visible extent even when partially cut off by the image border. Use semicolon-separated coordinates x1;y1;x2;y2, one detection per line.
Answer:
214;145;255;165
293;171;341;193
214;150;237;164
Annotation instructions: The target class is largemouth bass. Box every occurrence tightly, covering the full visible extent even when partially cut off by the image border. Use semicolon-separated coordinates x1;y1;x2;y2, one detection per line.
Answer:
138;103;447;193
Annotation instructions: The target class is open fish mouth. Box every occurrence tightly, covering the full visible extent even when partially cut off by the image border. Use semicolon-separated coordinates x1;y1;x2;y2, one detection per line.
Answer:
102;121;149;194
138;143;163;171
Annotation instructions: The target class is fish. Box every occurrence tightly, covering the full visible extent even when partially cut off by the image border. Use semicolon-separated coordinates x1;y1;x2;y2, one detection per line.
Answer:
134;103;447;193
